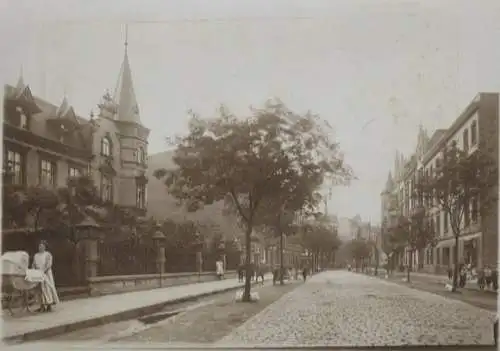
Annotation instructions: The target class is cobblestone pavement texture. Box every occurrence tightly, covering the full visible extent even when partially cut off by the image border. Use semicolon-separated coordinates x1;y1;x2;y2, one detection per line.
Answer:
380;275;497;312
219;271;497;347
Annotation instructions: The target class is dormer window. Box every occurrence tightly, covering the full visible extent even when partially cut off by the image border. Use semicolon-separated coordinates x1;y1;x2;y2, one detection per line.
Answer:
101;136;112;157
15;106;29;129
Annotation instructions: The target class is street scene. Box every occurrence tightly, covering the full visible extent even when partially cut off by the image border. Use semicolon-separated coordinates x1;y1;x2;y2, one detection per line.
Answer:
1;0;499;349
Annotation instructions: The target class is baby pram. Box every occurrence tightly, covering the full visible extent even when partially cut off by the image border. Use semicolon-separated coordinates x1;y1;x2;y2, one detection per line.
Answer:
2;251;44;315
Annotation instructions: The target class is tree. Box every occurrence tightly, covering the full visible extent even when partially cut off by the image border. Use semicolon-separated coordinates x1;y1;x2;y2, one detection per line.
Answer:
56;175;102;242
300;217;341;271
422;142;497;291
2;182;28;230
22;185;60;233
154;100;352;301
381;220;406;275
348;237;371;272
389;209;434;282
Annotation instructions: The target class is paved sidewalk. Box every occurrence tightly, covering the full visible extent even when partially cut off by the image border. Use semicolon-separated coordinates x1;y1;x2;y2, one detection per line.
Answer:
389;271;498;294
3;275;270;343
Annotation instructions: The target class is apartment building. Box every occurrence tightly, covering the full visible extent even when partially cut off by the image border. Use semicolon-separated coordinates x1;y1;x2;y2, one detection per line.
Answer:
381;93;499;272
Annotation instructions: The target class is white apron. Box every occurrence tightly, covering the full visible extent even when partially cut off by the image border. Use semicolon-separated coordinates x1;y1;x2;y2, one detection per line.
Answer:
33;251;60;305
216;260;224;276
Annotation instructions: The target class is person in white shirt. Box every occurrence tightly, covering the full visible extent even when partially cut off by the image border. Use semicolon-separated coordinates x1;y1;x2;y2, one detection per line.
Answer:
32;240;59;312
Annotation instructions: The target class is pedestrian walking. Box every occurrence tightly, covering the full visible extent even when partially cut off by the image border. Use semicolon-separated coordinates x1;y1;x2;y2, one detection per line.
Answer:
302;267;308;282
256;265;265;285
237;264;244;282
216;259;224;280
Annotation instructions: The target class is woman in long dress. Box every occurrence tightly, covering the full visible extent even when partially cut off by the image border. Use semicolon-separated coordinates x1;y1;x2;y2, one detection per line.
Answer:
33;240;59;312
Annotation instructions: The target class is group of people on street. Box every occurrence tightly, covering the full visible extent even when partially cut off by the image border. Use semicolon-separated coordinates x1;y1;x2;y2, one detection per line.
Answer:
236;263;310;285
237;263;265;284
447;262;498;291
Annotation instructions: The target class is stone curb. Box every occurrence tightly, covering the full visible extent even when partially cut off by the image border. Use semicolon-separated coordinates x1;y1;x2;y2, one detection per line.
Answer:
3;279;266;345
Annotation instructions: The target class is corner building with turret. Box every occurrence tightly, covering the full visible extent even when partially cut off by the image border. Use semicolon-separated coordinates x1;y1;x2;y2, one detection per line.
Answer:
92;41;150;213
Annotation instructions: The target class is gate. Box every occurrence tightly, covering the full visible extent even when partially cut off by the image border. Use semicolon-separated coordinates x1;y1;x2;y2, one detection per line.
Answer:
98;237;157;276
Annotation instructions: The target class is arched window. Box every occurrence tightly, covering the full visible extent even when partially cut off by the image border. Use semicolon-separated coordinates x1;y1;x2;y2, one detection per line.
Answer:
101;137;112;157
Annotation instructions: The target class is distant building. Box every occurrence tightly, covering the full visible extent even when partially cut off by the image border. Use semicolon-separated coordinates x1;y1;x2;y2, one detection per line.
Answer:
381;93;499;272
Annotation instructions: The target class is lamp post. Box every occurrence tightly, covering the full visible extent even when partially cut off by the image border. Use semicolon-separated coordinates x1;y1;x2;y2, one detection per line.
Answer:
193;231;204;281
152;222;166;288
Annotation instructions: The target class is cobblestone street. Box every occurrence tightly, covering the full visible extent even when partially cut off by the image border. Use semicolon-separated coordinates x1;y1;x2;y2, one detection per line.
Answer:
219;270;496;347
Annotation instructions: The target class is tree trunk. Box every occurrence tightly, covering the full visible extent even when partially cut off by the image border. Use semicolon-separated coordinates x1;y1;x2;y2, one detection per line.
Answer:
407;250;412;283
242;224;253;302
280;232;284;285
452;235;459;292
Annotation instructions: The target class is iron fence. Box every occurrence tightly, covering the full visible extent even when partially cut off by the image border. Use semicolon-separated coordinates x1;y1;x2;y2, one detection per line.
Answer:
98;237;157;276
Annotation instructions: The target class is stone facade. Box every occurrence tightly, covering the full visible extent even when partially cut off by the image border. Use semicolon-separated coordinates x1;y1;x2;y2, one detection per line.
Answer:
2;39;150;288
380;93;499;271
3;42;150;214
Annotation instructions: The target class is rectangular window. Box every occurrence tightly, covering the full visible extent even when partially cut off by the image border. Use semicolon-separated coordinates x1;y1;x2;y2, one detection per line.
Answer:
4;150;24;185
40;159;56;186
443;211;448;234
463;128;469;152
471;121;477;146
68;166;81;178
435;214;440;236
101;175;113;202
136;183;146;209
464;198;470;227
471;196;479;222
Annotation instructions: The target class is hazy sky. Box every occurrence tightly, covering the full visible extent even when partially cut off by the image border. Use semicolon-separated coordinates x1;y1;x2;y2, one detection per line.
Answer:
2;0;500;223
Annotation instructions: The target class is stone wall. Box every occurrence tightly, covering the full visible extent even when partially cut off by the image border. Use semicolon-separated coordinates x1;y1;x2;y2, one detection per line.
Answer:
87;270;237;296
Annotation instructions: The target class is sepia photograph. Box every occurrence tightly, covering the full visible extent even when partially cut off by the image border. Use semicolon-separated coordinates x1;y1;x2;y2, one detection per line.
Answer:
0;0;498;350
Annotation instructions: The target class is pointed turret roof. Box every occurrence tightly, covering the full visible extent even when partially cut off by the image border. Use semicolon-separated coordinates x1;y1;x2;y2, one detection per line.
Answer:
6;70;42;114
113;29;141;124
16;69;25;91
56;96;70;117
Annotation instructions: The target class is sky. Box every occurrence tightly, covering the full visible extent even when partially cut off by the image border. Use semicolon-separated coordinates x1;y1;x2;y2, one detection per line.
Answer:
1;0;500;224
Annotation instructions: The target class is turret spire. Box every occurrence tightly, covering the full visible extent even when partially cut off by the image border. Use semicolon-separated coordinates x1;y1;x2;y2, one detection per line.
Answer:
113;24;141;124
16;65;25;91
124;24;128;51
